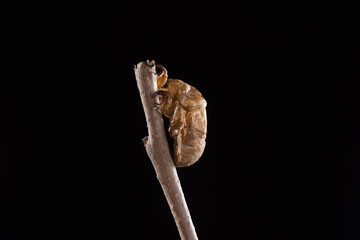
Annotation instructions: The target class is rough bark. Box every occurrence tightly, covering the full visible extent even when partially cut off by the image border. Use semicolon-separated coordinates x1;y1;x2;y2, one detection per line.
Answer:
135;60;198;240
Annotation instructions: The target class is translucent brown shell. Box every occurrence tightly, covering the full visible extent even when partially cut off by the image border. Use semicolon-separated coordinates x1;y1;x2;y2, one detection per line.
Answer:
153;65;207;167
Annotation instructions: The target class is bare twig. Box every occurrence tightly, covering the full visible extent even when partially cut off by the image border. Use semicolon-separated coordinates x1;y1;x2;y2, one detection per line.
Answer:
135;60;198;240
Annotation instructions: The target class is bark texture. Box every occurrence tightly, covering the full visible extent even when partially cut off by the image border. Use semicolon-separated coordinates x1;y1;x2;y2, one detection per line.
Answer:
135;60;198;240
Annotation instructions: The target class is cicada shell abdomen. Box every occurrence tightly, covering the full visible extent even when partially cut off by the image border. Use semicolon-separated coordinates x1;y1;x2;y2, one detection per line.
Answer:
157;79;207;167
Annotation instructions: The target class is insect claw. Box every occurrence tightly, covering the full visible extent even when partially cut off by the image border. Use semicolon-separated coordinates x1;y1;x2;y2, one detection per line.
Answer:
152;91;158;98
155;64;166;76
152;90;167;98
155;64;168;89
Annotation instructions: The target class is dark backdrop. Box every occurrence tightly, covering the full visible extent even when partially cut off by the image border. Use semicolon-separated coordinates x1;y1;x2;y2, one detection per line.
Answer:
2;2;359;240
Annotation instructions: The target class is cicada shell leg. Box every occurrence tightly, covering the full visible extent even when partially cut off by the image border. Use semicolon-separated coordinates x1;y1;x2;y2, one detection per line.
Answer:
155;64;168;89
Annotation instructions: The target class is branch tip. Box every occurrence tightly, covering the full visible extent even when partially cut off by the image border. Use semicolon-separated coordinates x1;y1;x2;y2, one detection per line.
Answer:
145;59;155;67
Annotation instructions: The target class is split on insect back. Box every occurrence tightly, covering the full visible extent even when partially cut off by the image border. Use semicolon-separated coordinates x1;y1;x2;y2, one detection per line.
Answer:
152;64;207;167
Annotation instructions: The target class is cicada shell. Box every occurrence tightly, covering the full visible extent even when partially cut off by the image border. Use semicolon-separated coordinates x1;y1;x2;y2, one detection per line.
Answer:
153;65;207;167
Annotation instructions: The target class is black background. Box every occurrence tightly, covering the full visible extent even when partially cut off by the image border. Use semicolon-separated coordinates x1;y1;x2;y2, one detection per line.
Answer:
2;2;360;239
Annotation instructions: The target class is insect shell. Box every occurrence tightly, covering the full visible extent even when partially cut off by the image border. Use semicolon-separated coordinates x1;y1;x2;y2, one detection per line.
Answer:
152;64;207;167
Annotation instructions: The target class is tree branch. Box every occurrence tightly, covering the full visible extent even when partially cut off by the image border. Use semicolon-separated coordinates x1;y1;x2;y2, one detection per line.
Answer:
135;60;198;240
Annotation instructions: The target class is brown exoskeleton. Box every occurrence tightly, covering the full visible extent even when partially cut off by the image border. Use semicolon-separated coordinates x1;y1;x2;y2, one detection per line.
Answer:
152;65;207;167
